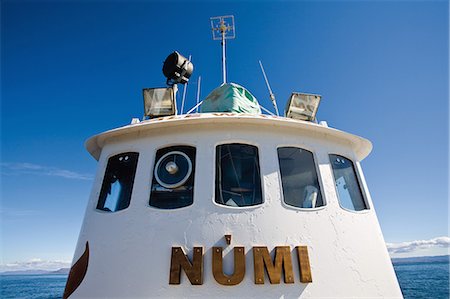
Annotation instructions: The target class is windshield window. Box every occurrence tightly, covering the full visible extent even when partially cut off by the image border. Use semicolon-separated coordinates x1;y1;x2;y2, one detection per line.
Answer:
329;154;368;211
215;143;262;207
97;152;139;212
278;147;324;208
150;146;196;209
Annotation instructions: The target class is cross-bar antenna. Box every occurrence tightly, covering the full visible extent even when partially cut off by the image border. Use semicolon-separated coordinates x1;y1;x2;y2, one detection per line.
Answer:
210;15;235;84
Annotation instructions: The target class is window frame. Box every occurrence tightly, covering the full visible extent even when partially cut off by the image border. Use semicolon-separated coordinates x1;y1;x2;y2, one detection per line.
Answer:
276;145;326;211
148;144;197;210
95;151;140;214
328;153;370;213
213;141;265;209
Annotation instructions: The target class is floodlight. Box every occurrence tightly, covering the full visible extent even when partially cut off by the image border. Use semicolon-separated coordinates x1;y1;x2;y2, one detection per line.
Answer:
162;51;193;85
143;86;177;118
285;93;321;121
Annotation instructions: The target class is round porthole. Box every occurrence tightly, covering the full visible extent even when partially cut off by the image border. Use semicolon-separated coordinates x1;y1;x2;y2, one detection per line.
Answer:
154;151;192;189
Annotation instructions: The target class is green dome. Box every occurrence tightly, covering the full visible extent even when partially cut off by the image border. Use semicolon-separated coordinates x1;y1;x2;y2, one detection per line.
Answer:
200;83;261;114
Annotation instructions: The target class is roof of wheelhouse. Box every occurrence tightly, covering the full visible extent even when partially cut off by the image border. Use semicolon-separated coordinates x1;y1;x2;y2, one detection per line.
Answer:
85;113;372;161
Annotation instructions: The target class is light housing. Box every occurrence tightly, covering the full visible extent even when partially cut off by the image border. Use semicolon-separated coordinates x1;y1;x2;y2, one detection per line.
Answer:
285;92;321;121
143;86;177;118
162;51;193;85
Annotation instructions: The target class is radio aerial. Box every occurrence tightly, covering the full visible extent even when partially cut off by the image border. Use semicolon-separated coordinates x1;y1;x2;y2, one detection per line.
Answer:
259;60;279;116
210;15;235;84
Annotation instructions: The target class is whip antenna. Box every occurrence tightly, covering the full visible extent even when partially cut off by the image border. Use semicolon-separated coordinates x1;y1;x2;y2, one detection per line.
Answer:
195;76;202;113
259;60;279;116
180;55;192;114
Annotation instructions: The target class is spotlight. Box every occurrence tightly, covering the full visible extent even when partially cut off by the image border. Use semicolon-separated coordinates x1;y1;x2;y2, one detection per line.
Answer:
162;51;193;85
143;86;177;118
285;93;321;121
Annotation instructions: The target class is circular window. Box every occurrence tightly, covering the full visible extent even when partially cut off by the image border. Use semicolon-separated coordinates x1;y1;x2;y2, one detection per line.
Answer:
154;151;192;189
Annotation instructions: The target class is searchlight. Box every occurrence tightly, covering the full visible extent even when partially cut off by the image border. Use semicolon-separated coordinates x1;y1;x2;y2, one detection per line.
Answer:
143;51;194;119
162;51;193;86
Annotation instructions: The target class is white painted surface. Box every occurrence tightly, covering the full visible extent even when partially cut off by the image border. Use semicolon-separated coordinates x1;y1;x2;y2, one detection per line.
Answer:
85;114;372;161
70;116;402;298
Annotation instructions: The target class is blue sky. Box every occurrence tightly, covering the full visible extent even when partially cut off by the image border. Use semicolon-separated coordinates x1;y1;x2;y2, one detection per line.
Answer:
1;1;448;269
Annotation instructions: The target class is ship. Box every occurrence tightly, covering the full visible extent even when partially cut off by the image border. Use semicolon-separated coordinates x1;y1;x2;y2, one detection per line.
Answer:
63;16;403;298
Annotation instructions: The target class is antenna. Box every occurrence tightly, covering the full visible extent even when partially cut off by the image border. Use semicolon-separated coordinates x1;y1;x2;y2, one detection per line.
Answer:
259;60;279;116
180;83;188;115
186;100;203;115
195;76;202;113
210;15;235;84
180;55;192;114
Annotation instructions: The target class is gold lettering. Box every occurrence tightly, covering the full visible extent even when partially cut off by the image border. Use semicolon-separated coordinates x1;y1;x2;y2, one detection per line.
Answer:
212;247;245;285
253;246;294;284
296;246;312;283
168;244;313;286
169;247;203;285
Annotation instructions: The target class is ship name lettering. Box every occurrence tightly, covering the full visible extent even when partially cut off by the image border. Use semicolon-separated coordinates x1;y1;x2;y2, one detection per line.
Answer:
169;245;312;285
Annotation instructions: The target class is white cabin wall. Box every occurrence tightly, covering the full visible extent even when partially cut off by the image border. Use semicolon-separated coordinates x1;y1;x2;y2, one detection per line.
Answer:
70;121;402;298
69;148;110;267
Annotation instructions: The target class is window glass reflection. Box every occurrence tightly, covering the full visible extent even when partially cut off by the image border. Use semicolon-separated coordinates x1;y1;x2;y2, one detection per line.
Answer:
215;144;262;207
278;147;324;208
329;154;368;211
97;152;139;212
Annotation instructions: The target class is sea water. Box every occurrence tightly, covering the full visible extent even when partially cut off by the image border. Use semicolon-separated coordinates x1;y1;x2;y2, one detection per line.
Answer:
394;261;449;299
0;274;67;299
0;262;449;298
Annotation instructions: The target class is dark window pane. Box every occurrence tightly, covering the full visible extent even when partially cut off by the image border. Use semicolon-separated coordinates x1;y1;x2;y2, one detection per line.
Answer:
150;146;195;209
277;147;324;208
97;152;139;212
215;144;262;207
329;154;368;211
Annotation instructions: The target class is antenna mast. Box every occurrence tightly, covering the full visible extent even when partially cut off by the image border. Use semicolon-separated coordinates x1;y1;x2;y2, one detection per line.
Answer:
180;55;192;114
259;60;279;116
196;76;202;113
210;15;235;84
